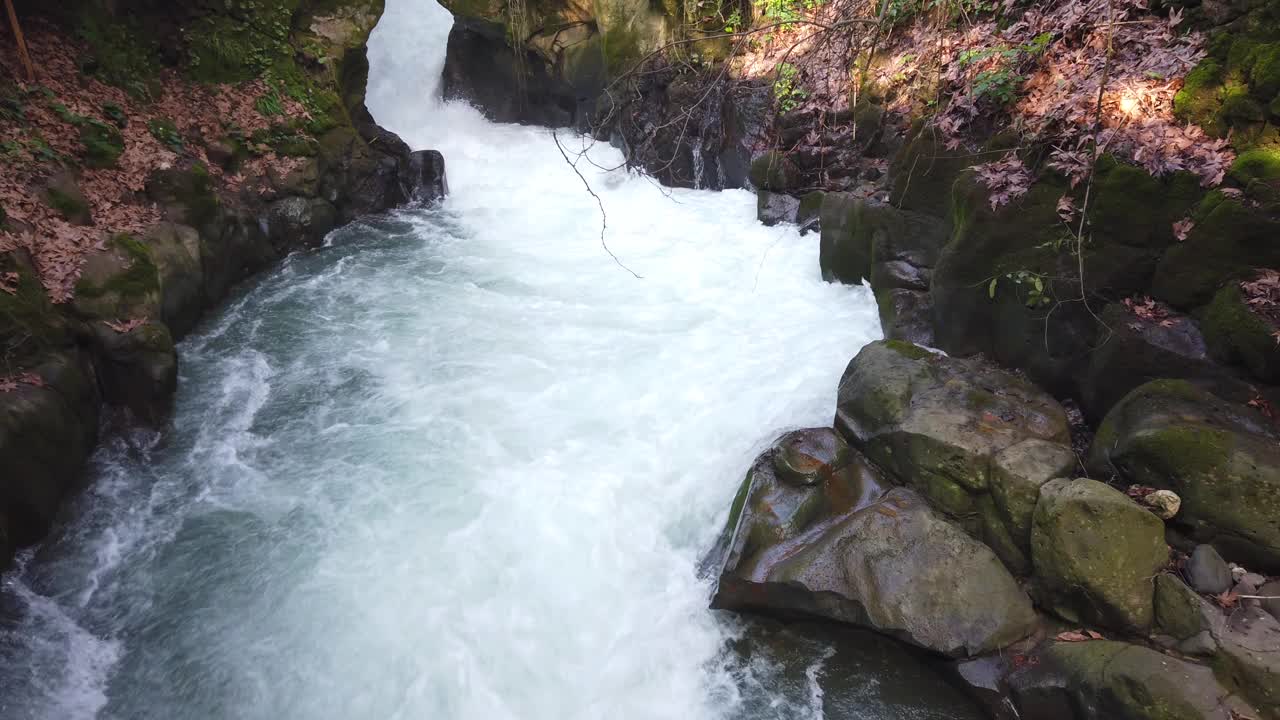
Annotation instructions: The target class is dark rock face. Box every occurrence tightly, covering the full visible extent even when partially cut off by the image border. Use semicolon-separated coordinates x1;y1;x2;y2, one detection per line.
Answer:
1089;380;1280;573
1006;640;1258;720
442;20;595;127
710;428;1038;658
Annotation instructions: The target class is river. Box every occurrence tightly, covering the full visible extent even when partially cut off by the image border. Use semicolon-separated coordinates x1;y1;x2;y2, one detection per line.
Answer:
0;2;983;717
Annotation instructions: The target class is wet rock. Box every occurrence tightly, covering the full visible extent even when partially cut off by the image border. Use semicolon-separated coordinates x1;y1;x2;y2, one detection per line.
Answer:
1089;379;1280;573
440;21;583;127
728;620;985;719
267;197;339;249
874;288;935;346
1031;478;1168;633
72;235;177;422
1188;544;1234;594
712;464;1038;658
796;191;824;234
749;151;798;192
1007;640;1259;720
406;149;448;202
757;191;800;227
142;223;204;339
834;340;1071;542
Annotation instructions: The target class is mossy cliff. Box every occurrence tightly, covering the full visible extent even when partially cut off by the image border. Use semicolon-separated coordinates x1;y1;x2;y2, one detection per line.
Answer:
0;0;447;569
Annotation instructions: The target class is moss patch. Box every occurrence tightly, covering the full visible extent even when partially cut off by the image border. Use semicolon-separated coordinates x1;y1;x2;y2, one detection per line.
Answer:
1202;283;1280;383
75;234;160;302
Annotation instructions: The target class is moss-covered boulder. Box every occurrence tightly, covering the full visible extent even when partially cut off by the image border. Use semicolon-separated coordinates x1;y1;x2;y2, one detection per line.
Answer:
0;253;100;569
988;439;1078;574
142;223;205;338
1152;193;1280;309
42;171;93;225
1089;380;1280;572
71;234;176;422
1201;282;1280;384
834;340;1072;542
1007;640;1260;720
874;287;935;346
1155;572;1209;642
1031;478;1169;633
712;477;1038;657
1079;301;1251;421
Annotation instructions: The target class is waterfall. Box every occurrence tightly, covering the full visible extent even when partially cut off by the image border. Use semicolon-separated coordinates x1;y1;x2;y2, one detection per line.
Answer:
0;3;981;718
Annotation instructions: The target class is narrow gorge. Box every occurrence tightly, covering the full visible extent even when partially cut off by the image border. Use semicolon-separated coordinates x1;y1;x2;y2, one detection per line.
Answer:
1;0;1278;718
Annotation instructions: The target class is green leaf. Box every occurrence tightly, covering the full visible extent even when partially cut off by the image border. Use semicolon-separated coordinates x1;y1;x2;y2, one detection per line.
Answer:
988;278;998;298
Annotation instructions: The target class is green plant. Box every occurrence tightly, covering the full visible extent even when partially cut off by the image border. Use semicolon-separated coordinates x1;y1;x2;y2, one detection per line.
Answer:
988;270;1052;307
723;8;742;32
773;62;807;112
255;90;285;117
148;118;184;152
102;103;127;128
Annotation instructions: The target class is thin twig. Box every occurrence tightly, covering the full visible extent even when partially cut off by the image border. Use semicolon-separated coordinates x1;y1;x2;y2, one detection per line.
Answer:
551;130;643;279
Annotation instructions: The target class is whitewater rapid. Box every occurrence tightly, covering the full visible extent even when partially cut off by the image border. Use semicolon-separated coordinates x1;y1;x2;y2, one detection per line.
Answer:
0;2;987;718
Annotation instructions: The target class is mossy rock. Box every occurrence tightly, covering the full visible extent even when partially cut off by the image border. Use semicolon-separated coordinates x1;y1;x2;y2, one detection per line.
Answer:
819;195;892;285
749;150;796;192
888;127;969;218
73;234;162;320
1031;478;1169;633
1152;194;1280;309
79;120;123;168
1089;380;1280;572
1007;640;1260;720
835;340;1071;534
989;439;1078;567
1155;573;1206;641
0;252;77;369
1201;283;1280;383
0;350;99;554
146;164;221;231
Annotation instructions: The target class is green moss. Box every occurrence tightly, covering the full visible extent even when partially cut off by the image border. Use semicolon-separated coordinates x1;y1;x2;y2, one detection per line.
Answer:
1132;425;1231;477
0;257;72;368
79;120;123;169
1202;283;1280;382
883;338;932;361
45;187;89;223
147;118;183;152
74;11;163;99
1173;59;1224;131
75;234;160;301
1247;43;1280;100
1230;147;1280;184
184;0;300;83
749;151;792;192
600;21;642;75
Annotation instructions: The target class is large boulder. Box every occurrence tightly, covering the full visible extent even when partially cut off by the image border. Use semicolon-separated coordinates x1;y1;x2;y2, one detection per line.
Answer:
711;430;1037;658
72;234;178;422
1078;300;1259;422
834;340;1075;572
1089;379;1280;572
1030;478;1169;633
1007;640;1260;720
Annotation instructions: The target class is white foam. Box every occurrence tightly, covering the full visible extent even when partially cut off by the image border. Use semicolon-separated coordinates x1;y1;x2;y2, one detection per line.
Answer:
0;2;886;717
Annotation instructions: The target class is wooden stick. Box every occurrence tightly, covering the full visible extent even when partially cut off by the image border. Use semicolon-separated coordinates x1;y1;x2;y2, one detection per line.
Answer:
4;0;35;83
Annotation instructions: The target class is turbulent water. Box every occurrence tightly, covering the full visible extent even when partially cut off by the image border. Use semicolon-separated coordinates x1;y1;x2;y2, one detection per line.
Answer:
0;2;984;718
